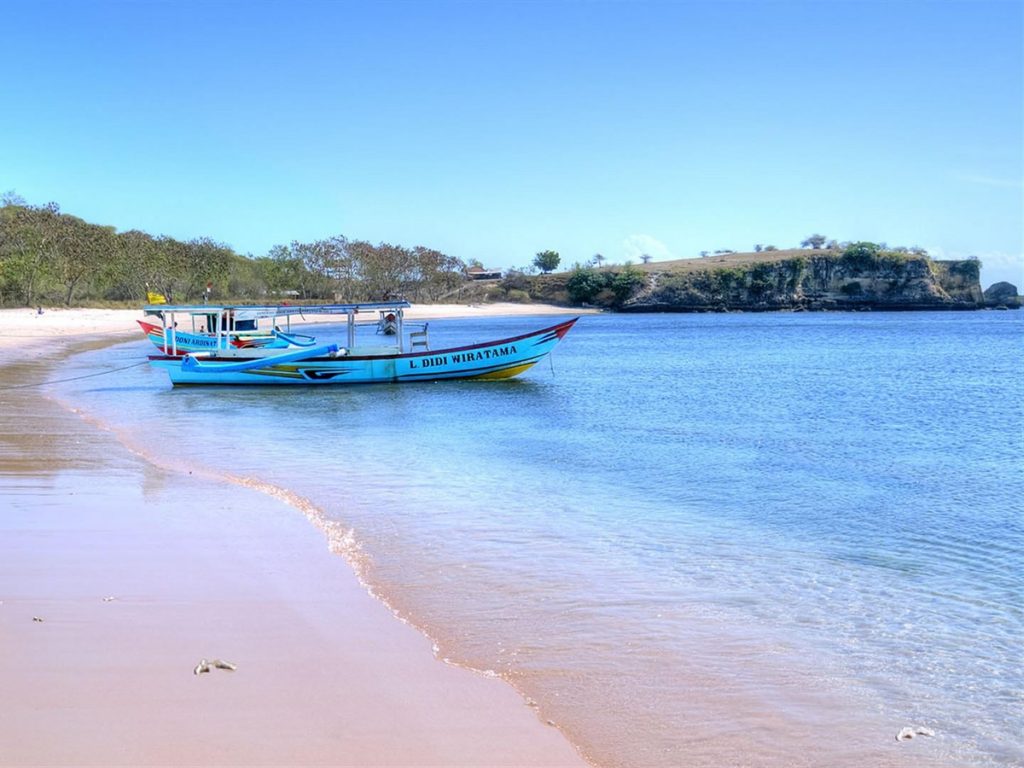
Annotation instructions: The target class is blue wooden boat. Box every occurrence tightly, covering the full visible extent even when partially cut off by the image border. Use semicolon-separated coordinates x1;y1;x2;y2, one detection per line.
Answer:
144;302;578;386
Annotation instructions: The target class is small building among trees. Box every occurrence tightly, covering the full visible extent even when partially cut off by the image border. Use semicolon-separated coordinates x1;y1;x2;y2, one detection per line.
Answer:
466;266;502;280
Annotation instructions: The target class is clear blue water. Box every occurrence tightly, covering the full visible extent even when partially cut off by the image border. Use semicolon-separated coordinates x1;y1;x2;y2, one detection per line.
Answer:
56;311;1023;767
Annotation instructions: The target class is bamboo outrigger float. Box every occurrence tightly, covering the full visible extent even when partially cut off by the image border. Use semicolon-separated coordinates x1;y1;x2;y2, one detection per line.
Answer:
143;301;578;386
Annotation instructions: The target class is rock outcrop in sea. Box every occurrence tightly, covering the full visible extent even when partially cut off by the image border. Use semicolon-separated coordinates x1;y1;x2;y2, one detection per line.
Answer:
983;281;1020;308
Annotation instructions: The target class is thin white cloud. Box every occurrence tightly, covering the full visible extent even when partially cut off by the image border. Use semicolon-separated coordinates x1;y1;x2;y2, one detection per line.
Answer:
622;234;672;263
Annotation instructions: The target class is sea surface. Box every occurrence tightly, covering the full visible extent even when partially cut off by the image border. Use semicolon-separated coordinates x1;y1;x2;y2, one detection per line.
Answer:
54;311;1023;767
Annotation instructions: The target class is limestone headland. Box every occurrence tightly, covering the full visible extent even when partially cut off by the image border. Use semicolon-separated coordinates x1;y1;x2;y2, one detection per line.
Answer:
521;244;1012;312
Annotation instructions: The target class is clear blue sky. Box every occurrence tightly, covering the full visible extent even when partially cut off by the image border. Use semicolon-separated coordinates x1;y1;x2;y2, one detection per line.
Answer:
2;0;1021;287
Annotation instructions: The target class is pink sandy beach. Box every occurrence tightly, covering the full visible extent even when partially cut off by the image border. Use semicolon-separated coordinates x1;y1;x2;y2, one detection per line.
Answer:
0;304;590;767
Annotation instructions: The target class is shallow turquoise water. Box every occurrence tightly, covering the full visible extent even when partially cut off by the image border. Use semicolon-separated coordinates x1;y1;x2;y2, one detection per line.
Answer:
57;311;1023;767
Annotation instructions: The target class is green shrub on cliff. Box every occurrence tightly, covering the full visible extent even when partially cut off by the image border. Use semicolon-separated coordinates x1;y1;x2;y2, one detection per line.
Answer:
688;271;720;296
609;265;646;303
714;268;747;295
840;242;882;274
747;263;776;297
839;242;920;276
566;264;646;307
566;266;606;304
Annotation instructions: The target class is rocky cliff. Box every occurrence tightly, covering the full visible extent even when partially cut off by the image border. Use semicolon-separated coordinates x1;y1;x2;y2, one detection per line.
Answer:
528;247;989;312
625;253;984;311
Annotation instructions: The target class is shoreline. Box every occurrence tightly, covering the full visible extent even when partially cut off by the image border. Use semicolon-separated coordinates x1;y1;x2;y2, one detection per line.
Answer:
0;307;589;766
0;302;592;352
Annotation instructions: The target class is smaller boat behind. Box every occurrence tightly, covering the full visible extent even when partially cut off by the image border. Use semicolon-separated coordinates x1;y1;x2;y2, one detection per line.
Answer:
138;305;320;355
376;310;399;335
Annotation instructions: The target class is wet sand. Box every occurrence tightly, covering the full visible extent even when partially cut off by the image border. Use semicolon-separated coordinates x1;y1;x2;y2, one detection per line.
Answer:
0;309;587;766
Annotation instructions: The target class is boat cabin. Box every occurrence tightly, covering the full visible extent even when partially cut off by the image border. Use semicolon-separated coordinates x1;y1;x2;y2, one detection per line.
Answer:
143;301;426;358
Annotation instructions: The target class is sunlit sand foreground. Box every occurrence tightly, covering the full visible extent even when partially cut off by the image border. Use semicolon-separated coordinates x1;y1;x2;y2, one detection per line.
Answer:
0;305;590;767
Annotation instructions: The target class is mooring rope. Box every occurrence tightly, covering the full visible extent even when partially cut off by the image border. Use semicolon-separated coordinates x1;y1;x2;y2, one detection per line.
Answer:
0;360;150;391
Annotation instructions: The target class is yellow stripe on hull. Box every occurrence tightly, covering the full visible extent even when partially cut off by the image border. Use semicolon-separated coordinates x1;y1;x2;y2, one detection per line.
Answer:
471;362;536;380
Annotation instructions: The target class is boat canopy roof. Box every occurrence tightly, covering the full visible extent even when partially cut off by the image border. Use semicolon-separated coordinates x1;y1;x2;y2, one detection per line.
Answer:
144;301;411;320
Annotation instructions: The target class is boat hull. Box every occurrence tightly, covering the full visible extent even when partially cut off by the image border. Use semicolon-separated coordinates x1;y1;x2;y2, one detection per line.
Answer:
148;319;577;387
149;318;577;386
